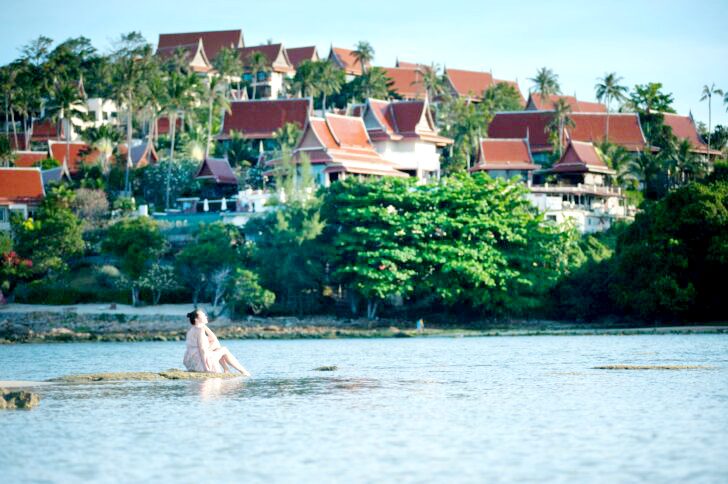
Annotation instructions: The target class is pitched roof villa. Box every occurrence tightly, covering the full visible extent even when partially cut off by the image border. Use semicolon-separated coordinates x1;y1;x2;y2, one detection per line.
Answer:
661;112;721;155
219;99;311;140
195;158;238;185
363;99;452;146
379;67;427;100
488;111;647;153
549;140;613;174
238;43;294;73
156;38;212;73
444;68;524;104
328;47;368;76
157;29;244;60
471;138;538;172
526;93;607;113
48;140;101;175
286;46;319;68
290;114;407;180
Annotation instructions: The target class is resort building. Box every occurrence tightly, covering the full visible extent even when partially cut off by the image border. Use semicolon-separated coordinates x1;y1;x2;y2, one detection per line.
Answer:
328;47;367;80
525;93;607;112
238;44;295;99
359;99;452;180
444;68;525;104
282;113;407;186
157;29;244;61
529;141;630;234
118;142;159;168
379;67;427;100
488;111;647;165
470;138;538;182
0;167;45;231
85;98;121;129
286;46;319;69
218;98;311;151
48;140;101;177
156;38;213;74
661;112;722;158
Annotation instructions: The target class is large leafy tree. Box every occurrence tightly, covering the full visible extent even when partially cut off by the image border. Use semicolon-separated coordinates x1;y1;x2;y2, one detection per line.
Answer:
481;82;524;112
103;216;167;306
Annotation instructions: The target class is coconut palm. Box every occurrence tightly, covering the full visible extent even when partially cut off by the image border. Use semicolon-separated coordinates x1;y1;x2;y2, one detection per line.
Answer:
354;67;392;101
285;60;319;99
315;61;344;113
599;141;638;189
83;124;121;173
46;79;86;175
421;63;445;103
212;47;243;98
351;41;374;75
595;73;628;142
700;83;724;156
546;98;574;157
204;75;231;159
273;122;302;152
162;71;200;208
529;67;561;103
246;51;270;99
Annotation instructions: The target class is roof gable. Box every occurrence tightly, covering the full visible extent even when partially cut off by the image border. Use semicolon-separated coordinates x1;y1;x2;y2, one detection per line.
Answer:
551;141;611;174
329;47;367;75
0;168;45;204
661;113;717;154
220;99;310;139
195;158;238;185
48;141;101;175
238;44;293;73
286;46;319;68
380;67;426;99
158;29;244;59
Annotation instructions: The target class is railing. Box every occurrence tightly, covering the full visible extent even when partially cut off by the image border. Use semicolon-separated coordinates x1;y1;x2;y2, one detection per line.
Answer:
531;183;623;196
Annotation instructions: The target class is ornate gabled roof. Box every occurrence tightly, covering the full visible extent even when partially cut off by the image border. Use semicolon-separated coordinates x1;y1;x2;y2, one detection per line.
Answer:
661;112;721;155
156;38;212;73
219;98;311;139
238;43;294;73
363;99;452;146
47;140;101;176
286;46;319;68
157;29;244;60
195;158;238;185
488;111;647;153
379;67;426;100
0;167;45;204
471;138;538;172
526;93;607;113
328;47;368;76
550;140;613;174
292;114;407;177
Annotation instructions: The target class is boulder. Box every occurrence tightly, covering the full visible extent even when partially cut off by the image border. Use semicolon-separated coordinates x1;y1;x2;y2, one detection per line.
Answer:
1;389;41;409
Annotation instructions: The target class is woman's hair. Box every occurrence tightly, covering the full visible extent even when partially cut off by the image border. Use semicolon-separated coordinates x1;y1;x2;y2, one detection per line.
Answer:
186;309;201;325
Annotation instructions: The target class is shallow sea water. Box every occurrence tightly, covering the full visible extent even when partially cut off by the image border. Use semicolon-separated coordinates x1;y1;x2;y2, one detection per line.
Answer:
1;334;727;483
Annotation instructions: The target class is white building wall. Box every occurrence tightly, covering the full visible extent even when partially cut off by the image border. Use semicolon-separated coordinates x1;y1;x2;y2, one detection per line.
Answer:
372;140;440;173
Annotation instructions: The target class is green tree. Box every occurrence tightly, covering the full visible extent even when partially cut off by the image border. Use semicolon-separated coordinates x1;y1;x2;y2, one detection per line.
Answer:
246;51;270;99
350;67;392;101
46;79;86;175
103;217;167;305
547;98;574;157
595;72;628;142
83;124;121;173
351;41;374;74
273;122;302;152
481;82;524;112
204;74;231;158
627;82;675;114
285;59;319;98
315;61;344;113
700;83;724;157
529;67;561;100
212;46;243;97
227;268;275;315
138;263;179;304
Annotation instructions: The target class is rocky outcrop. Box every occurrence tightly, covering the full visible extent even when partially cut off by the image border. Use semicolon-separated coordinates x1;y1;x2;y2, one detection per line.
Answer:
49;369;242;383
0;389;41;409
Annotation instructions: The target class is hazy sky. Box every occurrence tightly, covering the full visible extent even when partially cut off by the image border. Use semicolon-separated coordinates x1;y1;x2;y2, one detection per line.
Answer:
2;0;727;125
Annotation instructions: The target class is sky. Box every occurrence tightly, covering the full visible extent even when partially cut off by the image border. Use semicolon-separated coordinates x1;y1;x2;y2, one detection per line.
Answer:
2;0;727;126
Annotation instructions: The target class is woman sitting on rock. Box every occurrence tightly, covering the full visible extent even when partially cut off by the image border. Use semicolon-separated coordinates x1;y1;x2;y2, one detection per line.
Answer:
183;309;251;376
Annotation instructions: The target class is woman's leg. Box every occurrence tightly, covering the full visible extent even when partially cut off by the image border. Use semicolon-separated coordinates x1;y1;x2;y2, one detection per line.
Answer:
210;347;250;376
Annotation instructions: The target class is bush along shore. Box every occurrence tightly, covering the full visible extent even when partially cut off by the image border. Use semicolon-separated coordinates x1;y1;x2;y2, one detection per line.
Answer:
1;306;726;344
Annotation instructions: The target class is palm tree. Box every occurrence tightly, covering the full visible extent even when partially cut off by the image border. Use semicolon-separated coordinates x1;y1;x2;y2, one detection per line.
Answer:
315;61;344;113
529;67;561;105
286;60;319;98
351;41;374;75
204;75;231;159
546;98;574;157
599;141;638;189
83;124;121;173
595;73;628;142
421;63;445;103
46;79;86;176
162;71;200;208
273;122;302;152
246;52;270;99
700;83;724;156
212;46;242;98
356;67;392;101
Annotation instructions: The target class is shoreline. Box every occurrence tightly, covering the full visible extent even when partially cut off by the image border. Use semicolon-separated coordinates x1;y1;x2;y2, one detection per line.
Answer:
1;303;726;343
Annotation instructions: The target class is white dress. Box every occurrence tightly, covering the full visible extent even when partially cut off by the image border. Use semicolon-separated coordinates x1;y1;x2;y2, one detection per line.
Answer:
183;326;223;373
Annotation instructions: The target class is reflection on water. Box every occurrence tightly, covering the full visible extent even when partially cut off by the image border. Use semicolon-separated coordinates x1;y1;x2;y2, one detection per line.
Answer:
0;335;727;482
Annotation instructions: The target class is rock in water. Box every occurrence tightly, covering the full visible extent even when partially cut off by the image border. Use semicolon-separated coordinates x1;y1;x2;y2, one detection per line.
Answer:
0;389;41;409
49;370;241;383
313;366;338;371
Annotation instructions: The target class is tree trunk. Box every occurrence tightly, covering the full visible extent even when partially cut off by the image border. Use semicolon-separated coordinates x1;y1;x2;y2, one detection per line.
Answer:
165;113;177;209
605;95;610;144
10;109;18;151
322;93;327;115
131;286;140;307
366;299;378;320
206;97;213;159
124;94;133;195
348;291;358;316
707;96;712;161
65;114;71;178
153;290;161;305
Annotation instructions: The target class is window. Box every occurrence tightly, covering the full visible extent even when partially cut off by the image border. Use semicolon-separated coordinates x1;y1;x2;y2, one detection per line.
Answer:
256;71;270;82
243;73;253;82
0;207;7;222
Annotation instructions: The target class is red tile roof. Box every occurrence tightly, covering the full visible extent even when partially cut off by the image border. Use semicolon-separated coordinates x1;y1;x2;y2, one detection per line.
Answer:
527;93;607;112
445;68;524;103
195;158;238;185
488;111;646;153
286;46;319;68
661;113;719;155
219;99;310;139
48;141;101;175
156;39;212;73
551;141;612;174
156;117;183;135
292;114;407;177
395;60;426;69
364;99;452;146
471;138;538;172
118;143;159;168
329;47;368;76
238;44;293;73
0;168;45;204
13;151;48;168
379;67;426;100
157;29;243;60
